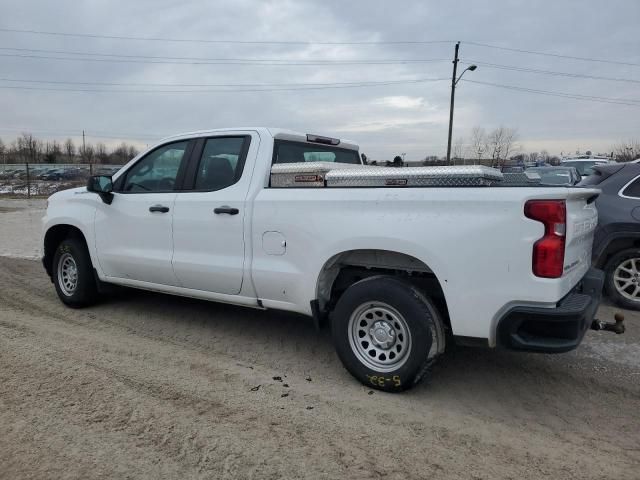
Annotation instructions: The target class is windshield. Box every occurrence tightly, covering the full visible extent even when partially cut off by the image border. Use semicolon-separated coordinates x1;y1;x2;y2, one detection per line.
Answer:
273;140;361;165
528;167;575;185
561;161;606;176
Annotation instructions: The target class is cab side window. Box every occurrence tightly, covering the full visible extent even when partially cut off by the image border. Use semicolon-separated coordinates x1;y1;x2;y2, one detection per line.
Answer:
194;137;247;191
121;141;188;193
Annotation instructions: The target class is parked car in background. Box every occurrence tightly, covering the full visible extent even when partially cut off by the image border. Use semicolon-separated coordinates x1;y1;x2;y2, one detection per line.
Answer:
0;169;14;180
41;168;64;181
500;165;525;173
526;166;581;186
581;162;640;309
561;157;609;177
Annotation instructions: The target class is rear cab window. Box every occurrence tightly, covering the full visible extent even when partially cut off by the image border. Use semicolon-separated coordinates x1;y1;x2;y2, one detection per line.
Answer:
272;140;361;165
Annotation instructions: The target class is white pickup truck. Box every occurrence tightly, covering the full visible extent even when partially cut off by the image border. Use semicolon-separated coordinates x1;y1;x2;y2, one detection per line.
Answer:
43;127;605;391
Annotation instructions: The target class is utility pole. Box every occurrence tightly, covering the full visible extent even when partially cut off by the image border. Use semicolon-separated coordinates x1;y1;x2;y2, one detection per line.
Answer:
446;42;460;165
82;130;86;164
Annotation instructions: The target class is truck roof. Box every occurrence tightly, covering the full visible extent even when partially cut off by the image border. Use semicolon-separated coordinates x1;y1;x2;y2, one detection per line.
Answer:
160;127;359;151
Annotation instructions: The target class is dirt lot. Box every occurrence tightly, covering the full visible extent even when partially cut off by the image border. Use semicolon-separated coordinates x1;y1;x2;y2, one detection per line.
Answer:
0;198;45;259
1;202;639;479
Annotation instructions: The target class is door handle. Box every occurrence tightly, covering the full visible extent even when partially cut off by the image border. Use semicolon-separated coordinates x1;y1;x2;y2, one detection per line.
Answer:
149;205;170;213
214;205;239;215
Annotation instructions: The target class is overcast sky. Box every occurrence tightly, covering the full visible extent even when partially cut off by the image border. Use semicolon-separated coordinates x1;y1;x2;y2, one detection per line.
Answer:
1;0;639;160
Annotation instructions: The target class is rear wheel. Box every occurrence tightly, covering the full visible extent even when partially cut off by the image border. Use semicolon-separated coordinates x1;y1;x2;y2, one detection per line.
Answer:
604;248;640;310
331;276;445;392
52;236;99;308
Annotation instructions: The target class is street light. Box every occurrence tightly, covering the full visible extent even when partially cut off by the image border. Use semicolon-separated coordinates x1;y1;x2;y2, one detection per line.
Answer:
446;41;477;164
456;65;477;84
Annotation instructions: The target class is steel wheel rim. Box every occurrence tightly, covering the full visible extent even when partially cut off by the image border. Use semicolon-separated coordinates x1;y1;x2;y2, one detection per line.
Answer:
57;253;78;296
348;302;412;372
613;257;640;302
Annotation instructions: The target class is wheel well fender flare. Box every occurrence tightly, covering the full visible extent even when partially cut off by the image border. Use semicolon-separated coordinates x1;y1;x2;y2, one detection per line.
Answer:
43;224;89;277
314;248;448;316
595;231;640;269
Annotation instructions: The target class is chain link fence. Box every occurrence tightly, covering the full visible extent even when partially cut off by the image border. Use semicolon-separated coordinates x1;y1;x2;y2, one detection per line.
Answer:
0;163;122;197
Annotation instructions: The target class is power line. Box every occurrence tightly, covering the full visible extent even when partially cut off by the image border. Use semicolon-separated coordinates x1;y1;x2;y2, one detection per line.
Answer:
463;61;640;84
2;27;635;67
0;46;449;64
0;76;444;88
0;77;449;94
4;47;637;84
0;51;450;67
464;41;640;67
462;79;640;107
0;27;453;46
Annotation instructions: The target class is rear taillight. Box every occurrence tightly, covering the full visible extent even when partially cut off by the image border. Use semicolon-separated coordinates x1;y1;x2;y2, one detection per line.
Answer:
524;200;566;278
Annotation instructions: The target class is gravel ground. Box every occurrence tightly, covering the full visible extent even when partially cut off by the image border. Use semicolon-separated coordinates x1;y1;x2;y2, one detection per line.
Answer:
0;198;46;259
1;200;639;479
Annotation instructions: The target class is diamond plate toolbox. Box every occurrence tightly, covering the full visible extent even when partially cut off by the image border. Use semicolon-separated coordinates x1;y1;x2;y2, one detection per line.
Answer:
325;165;503;187
270;161;364;188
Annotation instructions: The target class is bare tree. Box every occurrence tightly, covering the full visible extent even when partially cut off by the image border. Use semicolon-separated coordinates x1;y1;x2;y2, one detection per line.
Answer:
111;142;139;164
44;140;63;163
64;138;76;163
471;127;486;163
487;128;505;165
539;150;550;164
452;137;465;162
612;139;640;162
503;131;519;161
487;127;517;166
17;133;43;163
112;142;128;164
127;145;139;160
95;142;109;164
81;143;95;164
0;137;5;164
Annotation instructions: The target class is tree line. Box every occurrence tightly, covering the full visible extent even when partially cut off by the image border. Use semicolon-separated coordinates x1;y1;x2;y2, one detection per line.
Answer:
611;139;640;162
443;126;639;165
0;133;140;165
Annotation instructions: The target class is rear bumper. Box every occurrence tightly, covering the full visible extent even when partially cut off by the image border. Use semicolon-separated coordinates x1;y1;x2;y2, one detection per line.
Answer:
496;267;604;353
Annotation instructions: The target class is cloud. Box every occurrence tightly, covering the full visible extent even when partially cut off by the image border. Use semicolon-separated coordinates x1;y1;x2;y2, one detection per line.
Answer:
374;96;425;109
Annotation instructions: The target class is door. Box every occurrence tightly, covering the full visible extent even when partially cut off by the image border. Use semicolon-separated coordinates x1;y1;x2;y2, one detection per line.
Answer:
94;140;192;285
172;135;254;294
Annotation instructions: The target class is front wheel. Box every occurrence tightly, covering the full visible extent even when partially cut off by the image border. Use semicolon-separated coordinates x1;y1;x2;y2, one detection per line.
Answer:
52;236;99;308
604;248;640;310
331;276;445;392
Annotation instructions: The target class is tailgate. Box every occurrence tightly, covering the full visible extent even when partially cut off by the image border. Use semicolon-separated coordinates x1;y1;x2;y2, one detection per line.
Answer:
563;188;599;283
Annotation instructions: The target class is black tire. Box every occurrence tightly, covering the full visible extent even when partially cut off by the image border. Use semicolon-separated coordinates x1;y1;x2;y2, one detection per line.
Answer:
331;276;445;392
52;235;99;308
604;248;640;311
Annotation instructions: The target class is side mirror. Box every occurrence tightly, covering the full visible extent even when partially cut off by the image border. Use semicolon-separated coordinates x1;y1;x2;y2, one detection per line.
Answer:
87;175;114;204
